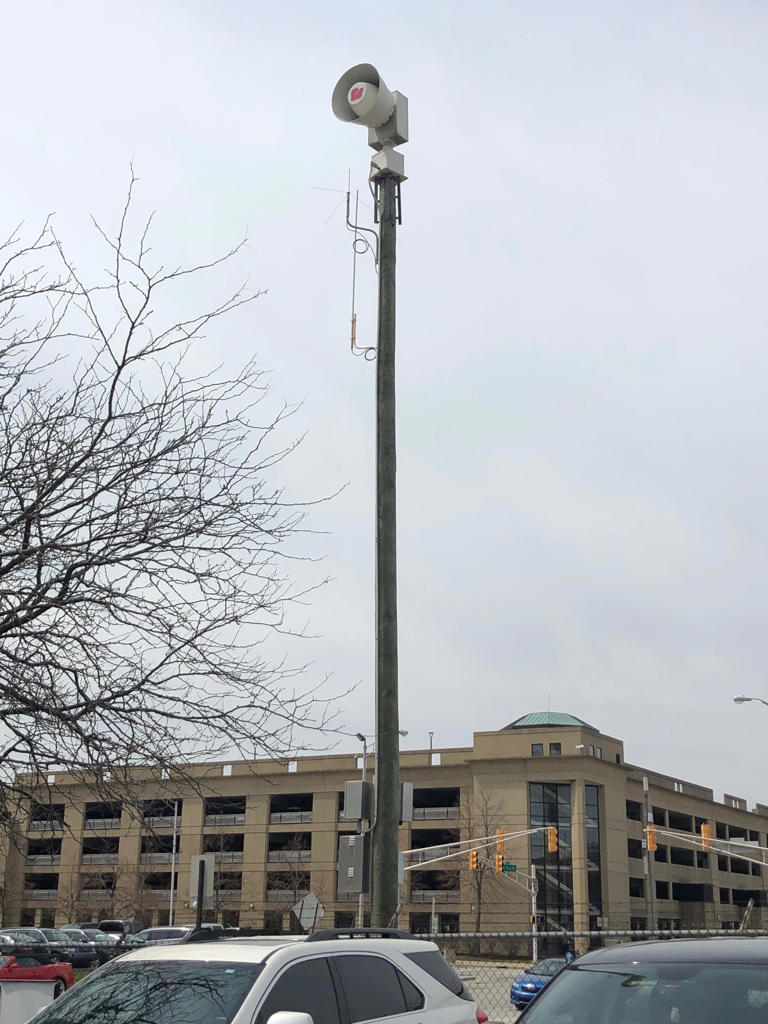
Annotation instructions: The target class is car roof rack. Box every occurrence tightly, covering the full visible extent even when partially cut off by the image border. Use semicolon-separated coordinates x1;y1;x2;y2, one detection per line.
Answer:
306;928;415;942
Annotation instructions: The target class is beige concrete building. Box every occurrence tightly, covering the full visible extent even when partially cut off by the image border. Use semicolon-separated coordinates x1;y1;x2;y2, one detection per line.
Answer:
3;711;767;936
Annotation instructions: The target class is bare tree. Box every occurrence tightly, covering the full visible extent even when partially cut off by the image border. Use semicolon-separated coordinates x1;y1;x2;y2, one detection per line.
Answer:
0;176;337;816
462;787;506;932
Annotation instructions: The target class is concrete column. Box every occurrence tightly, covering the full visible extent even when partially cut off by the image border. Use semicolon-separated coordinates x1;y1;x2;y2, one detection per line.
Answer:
311;792;337;924
242;793;268;927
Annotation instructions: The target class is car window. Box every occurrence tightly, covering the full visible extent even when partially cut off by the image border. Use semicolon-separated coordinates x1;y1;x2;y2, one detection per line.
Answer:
523;962;768;1024
15;956;45;968
531;958;565;977
334;954;420;1022
30;959;263;1024
405;950;473;1001
257;957;341;1024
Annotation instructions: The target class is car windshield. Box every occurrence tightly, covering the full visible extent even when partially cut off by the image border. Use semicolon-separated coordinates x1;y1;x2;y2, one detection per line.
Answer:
30;958;264;1024
529;958;565;977
83;932;109;943
523;961;768;1023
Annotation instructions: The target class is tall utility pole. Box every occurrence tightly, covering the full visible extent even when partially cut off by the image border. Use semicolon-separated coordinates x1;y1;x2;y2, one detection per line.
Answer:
372;169;400;927
332;64;408;927
643;776;657;932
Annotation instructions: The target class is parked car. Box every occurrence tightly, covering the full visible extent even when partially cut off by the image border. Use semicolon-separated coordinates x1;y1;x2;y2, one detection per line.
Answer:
28;927;488;1024
79;928;119;961
132;925;194;946
97;918;145;937
38;928;85;965
0;949;74;998
511;957;567;1009
56;927;102;967
516;936;768;1022
0;928;64;962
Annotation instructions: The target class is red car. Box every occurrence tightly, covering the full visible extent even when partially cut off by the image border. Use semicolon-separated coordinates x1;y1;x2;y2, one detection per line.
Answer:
0;951;74;998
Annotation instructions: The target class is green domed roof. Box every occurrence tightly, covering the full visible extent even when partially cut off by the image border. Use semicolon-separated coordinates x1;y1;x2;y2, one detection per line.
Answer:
503;711;595;730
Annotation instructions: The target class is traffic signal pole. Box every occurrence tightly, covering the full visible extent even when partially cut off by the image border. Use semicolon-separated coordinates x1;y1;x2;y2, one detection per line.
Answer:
643;777;657;931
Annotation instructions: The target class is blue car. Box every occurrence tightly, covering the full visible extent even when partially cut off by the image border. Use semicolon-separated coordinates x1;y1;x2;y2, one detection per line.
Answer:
511;957;568;1009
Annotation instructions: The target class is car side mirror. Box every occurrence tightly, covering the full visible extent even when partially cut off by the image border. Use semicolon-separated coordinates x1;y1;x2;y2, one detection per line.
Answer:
267;1012;314;1024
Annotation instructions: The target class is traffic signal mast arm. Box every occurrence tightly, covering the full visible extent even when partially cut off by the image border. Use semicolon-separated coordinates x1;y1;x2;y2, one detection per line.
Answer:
402;827;552;872
644;826;768;868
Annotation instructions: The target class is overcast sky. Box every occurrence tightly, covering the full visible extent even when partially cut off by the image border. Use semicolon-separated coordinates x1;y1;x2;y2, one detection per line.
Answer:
4;0;768;804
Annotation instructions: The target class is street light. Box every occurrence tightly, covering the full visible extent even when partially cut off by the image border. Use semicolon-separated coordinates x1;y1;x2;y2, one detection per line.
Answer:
733;696;768;707
332;62;408;928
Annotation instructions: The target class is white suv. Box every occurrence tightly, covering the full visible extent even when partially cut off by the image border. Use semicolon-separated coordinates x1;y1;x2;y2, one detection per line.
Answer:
29;928;484;1024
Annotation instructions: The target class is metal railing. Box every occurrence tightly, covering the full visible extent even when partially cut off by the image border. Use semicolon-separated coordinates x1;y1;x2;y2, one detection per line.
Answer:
410;890;461;903
204;813;246;826
266;889;309;902
79;889;113;900
140;852;174;864
143;815;175;828
268;811;313;824
85;817;122;830
25;854;61;866
267;850;311;862
214;850;244;863
22;889;58;900
81;853;119;865
412;807;460;820
28;820;64;832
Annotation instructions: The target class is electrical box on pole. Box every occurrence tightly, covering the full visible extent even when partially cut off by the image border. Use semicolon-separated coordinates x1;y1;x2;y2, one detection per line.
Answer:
337;834;371;896
344;780;374;821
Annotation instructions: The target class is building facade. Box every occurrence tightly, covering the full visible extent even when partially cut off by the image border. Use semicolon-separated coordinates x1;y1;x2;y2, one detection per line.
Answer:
3;711;767;935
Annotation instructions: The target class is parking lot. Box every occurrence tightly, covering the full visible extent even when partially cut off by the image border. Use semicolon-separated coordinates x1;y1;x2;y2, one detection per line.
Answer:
454;960;527;1023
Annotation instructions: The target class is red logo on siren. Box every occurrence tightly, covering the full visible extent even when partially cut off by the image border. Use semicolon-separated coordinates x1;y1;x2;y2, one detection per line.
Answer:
350;86;364;102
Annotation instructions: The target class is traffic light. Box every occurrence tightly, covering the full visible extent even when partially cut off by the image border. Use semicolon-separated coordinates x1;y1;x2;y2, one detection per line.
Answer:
547;827;558;853
701;823;712;849
496;827;505;854
495;852;503;873
647;825;658;852
469;849;478;870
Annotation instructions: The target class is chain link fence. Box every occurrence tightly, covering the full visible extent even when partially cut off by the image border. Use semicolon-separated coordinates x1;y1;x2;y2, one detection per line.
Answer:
428;929;768;1022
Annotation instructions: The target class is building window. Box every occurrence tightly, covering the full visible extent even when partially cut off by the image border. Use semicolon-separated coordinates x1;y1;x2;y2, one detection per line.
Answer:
627;838;643;859
630;917;647;932
531;743;544;757
656;881;669;900
595;747;602;759
409;912;431;935
549;743;562;757
629;877;645;899
439;913;460;933
588;745;595;756
718;856;729;872
670;847;694;867
720;888;730;904
626;800;642;822
529;783;573;932
585;784;602;924
616;753;621;764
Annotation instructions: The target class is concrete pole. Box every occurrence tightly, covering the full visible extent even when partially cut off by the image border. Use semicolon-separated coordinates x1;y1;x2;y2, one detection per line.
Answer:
372;171;400;927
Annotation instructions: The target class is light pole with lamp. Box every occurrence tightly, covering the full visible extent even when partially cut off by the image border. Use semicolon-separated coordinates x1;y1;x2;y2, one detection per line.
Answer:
733;696;768;708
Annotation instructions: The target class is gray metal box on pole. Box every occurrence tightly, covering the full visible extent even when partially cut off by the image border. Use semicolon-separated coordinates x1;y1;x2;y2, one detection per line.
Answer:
344;779;374;821
337;834;370;896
